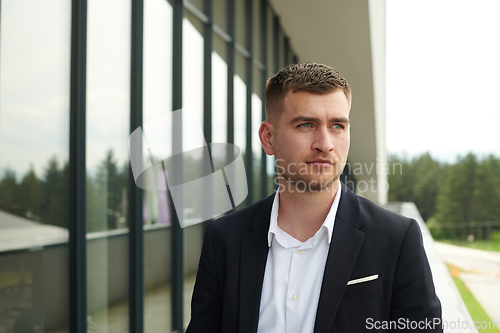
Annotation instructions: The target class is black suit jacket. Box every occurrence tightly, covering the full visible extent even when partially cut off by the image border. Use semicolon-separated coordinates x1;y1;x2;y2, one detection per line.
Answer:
187;183;442;332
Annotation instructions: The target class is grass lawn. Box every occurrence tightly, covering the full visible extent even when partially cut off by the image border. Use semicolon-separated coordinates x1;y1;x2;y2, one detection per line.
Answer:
447;265;500;332
441;240;500;253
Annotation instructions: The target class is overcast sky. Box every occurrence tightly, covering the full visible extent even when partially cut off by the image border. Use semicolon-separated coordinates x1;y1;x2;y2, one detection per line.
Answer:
386;0;500;162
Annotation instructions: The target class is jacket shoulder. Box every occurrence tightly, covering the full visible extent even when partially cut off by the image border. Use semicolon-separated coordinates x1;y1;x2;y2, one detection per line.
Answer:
356;194;415;236
208;194;274;237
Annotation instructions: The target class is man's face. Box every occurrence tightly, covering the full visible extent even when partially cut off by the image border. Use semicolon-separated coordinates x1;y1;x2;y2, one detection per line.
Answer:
271;89;350;192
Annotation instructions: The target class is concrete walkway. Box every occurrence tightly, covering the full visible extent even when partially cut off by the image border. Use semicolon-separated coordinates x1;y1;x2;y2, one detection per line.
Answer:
435;242;500;325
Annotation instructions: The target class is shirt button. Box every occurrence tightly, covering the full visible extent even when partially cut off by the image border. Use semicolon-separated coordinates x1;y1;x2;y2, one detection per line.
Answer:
290;294;297;301
297;250;304;255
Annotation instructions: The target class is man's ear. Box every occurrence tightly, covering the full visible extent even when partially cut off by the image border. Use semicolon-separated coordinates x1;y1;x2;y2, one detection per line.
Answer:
259;121;275;156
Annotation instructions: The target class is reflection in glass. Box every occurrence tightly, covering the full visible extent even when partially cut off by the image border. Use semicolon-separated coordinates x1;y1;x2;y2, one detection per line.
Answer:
252;93;263;201
143;0;174;227
183;14;205;155
182;14;206;225
252;66;264;201
288;47;295;66
234;80;247;158
213;0;227;32
212;49;228;144
235;0;247;48
234;55;247;209
0;0;70;332
267;154;277;192
278;29;285;70
143;0;173;330
86;0;131;330
188;0;204;14
182;13;205;328
266;6;275;74
252;0;262;63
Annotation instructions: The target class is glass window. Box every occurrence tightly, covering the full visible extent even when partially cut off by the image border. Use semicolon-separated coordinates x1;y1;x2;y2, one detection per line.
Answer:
144;0;173;124
212;36;228;144
267;154;276;192
252;68;263;201
252;0;262;63
143;0;174;228
183;12;205;152
264;8;277;190
187;0;204;14
233;53;247;209
278;29;285;70
283;38;290;67
213;0;227;33
182;12;205;328
0;1;71;332
182;19;205;191
235;0;247;48
86;0;131;330
266;7;275;74
181;13;206;225
143;0;173;330
288;46;295;66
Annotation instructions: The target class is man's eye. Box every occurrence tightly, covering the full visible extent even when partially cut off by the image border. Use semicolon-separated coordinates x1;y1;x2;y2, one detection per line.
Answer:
332;124;344;130
298;123;312;128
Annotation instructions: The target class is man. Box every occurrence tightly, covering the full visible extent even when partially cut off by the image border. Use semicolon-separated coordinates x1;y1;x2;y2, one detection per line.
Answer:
187;63;442;332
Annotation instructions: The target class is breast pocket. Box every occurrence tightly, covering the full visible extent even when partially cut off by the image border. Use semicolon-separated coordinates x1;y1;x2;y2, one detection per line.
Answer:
342;275;383;299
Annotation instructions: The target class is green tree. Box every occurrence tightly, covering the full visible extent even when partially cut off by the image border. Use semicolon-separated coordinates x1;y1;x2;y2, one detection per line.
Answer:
87;171;107;232
472;155;500;221
18;165;43;221
387;154;415;202
434;153;477;238
94;149;128;230
411;153;441;221
0;168;21;215
41;156;69;228
42;157;61;219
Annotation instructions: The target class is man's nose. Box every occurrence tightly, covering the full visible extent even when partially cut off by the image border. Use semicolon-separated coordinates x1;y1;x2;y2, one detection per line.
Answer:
312;127;334;152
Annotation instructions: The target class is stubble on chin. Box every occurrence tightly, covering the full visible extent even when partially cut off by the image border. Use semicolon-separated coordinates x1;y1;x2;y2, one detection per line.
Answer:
278;163;342;194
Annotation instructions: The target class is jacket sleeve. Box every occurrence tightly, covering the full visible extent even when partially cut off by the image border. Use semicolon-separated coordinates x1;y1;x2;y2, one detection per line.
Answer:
186;223;223;333
390;219;443;332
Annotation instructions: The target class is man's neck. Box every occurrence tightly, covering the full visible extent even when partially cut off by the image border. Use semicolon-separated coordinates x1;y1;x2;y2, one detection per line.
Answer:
277;180;340;242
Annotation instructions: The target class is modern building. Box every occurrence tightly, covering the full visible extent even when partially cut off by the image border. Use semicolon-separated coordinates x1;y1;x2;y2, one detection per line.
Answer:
0;0;387;332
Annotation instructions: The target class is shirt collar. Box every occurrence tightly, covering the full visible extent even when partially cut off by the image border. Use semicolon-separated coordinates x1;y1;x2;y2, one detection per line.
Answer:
267;181;342;247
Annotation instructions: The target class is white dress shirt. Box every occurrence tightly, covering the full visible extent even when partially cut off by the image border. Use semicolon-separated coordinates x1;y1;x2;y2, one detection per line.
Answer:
257;183;342;333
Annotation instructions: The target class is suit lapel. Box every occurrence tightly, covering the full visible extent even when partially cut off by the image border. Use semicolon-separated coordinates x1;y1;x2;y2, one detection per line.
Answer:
314;184;365;333
238;195;274;333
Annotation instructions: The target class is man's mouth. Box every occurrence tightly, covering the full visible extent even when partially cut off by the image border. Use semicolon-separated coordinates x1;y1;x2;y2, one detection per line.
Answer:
306;159;333;166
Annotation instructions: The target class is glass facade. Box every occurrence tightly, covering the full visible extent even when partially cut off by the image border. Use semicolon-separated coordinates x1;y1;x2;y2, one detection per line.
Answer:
0;0;297;332
0;1;71;332
143;0;174;331
86;0;132;331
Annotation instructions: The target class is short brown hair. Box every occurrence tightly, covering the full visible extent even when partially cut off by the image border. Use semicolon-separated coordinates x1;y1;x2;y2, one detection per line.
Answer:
265;62;351;122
